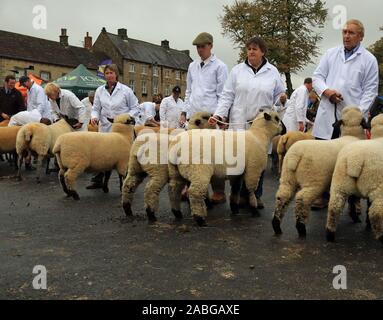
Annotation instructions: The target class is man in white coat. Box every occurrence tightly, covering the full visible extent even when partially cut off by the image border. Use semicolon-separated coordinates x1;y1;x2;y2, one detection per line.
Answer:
160;85;185;129
312;19;379;140
45;83;87;131
81;91;95;129
282;78;313;132
8;76;52;126
184;32;229;203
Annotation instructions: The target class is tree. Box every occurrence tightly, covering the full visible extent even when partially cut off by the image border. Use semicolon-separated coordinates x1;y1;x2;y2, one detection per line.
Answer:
220;0;327;96
369;27;383;95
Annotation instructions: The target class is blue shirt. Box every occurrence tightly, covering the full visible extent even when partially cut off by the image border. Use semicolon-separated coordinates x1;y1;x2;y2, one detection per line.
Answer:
344;44;360;60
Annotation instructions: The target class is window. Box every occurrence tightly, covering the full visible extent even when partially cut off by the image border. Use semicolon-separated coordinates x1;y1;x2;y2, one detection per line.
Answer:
165;70;170;79
153;79;158;95
129;64;135;73
141;65;147;75
141;80;147;94
129;80;135;92
40;71;51;81
153;66;158;77
165;85;171;96
175;70;180;80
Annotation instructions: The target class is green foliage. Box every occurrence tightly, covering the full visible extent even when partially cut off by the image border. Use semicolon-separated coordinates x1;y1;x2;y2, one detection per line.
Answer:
369;28;383;94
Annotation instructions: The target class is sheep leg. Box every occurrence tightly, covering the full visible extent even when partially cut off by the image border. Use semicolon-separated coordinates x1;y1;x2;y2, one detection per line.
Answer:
368;200;383;244
144;172;168;223
295;187;323;238
188;175;212;227
272;183;296;235
58;171;71;196
35;155;45;183
45;156;51;175
326;191;348;242
64;166;83;200
102;171;112;193
121;173;145;216
244;172;262;217
347;195;362;223
17;156;23;180
168;176;186;219
119;175;124;192
366;199;372;231
229;176;242;215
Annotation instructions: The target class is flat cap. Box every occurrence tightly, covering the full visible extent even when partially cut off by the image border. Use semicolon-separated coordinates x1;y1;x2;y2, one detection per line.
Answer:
192;32;213;46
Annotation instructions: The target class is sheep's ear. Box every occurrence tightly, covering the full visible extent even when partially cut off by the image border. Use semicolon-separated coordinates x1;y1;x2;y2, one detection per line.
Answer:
280;121;287;135
332;120;343;128
361;118;370;130
195;119;201;127
125;117;135;125
107;118;114;123
264;113;272;121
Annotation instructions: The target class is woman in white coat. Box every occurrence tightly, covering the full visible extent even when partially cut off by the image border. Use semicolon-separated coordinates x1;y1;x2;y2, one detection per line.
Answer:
45;83;87;131
282;78;313;132
88;64;139;189
212;36;286;209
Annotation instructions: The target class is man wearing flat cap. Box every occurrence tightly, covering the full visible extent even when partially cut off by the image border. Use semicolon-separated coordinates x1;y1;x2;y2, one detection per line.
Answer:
184;32;229;204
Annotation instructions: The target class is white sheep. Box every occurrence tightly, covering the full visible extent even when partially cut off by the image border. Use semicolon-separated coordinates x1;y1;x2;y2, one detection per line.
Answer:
272;106;369;238
15;118;78;180
0;126;21;170
326;114;383;244
53;114;136;200
168;111;286;226
121;112;216;222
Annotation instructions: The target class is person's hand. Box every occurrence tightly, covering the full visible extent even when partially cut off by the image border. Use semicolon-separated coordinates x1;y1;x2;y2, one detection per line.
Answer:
324;89;343;104
1;113;10;120
91;118;98;126
298;122;305;132
208;115;222;125
73;122;83;129
179;114;187;124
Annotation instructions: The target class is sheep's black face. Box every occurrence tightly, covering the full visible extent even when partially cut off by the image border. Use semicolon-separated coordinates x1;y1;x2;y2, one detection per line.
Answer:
65;117;79;127
125;117;136;125
280;121;287;135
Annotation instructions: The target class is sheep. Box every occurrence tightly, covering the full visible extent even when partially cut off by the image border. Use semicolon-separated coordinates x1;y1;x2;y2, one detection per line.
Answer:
0;126;20;169
121;112;216;222
168;111;286;227
326;114;383;244
270;135;281;174
272;106;369;238
277;131;314;174
15;118;78;180
53;113;136;200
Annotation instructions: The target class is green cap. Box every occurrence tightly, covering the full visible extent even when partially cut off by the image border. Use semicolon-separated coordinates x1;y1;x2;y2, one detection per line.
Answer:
192;32;213;46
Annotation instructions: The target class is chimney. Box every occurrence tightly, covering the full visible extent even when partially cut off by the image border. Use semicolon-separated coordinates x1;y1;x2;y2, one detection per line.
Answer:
161;40;170;50
84;32;92;49
101;27;107;33
118;28;128;40
59;28;69;47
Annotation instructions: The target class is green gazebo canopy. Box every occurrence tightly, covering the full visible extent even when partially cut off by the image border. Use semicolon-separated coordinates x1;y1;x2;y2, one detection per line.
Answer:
53;64;105;100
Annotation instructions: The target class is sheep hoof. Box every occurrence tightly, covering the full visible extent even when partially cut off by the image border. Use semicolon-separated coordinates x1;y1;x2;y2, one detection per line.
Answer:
172;209;183;220
250;206;261;217
272;217;282;235
123;202;133;216
146;208;157;223
103;186;109;193
230;202;239;215
194;216;207;227
326;229;336;242
296;221;306;238
71;192;80;201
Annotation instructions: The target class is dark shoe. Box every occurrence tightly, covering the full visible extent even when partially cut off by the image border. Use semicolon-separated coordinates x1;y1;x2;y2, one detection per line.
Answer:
86;182;104;189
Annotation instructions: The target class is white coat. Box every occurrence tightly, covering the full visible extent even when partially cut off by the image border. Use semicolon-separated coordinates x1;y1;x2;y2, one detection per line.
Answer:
313;45;379;140
282;85;309;132
184;55;228;118
50;89;87;131
136;102;157;126
91;82;139;132
215;61;286;130
160;95;185;128
273;98;290;119
27;82;51;119
81;97;93;125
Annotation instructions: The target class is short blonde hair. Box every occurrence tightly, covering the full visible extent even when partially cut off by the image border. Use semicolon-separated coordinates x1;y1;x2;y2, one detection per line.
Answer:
44;82;60;97
345;19;365;37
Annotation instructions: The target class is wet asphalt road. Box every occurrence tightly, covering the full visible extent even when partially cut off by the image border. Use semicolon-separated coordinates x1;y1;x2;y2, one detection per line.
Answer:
0;160;382;300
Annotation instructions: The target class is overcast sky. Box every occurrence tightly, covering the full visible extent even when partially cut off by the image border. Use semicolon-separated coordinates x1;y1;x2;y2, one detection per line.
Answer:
1;0;381;88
